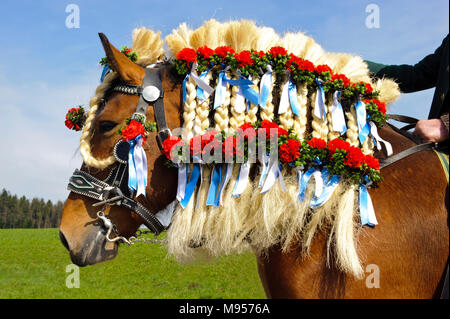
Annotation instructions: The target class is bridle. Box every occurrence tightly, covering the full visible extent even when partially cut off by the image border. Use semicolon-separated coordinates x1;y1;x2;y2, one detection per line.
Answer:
67;64;173;244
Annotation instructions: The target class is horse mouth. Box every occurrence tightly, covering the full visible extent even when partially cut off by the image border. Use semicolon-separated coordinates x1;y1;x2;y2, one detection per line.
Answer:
60;227;118;267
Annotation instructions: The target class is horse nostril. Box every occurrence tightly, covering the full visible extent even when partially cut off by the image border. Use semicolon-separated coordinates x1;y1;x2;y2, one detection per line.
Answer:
59;231;70;252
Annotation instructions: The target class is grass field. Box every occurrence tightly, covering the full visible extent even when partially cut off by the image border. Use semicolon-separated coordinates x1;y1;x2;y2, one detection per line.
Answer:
0;228;266;299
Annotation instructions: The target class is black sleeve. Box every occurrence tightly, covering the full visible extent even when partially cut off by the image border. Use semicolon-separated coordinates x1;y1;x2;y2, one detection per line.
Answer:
370;35;448;93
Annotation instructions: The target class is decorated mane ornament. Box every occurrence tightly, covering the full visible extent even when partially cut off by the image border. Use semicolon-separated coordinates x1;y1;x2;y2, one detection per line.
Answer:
61;20;449;296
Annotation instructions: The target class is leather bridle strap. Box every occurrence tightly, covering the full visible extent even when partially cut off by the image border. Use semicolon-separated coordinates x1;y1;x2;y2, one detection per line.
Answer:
379;142;436;169
67;168;165;235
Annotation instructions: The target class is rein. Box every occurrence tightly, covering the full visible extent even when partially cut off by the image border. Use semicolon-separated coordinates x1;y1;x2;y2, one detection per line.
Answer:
67;65;172;244
379;114;446;169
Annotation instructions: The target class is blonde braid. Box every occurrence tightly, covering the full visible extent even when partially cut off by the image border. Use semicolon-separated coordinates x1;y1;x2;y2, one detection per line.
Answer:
345;103;359;147
245;77;260;124
258;76;274;122
79;73;118;169
361;134;375;155
292;82;308;139
310;90;329;140
214;71;231;133
229;72;246;132
326;92;340;141
193;71;212;136
182;76;197;140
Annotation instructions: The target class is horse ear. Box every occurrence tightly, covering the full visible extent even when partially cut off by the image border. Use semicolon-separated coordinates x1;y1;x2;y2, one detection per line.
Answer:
98;33;144;85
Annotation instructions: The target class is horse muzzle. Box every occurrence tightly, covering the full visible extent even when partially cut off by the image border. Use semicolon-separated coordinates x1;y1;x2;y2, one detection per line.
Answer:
59;225;118;267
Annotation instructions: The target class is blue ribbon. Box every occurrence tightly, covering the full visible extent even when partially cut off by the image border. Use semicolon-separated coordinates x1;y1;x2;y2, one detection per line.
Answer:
196;69;209;101
259;72;272;108
314;78;327;120
206;164;223;206
355;98;371;144
359;184;374;227
298;167;316;202
179;164;201;208
288;79;300;116
100;65;110;83
128;136;138;192
213;71;226;109
182;73;189;103
310;169;342;208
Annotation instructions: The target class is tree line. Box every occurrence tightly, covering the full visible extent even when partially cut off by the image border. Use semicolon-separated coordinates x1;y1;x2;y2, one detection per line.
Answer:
0;189;64;228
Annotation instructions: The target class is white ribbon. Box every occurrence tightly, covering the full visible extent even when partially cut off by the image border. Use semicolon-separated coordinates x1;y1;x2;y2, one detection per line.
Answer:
190;63;214;100
369;121;393;156
133;138;148;197
258;152;271;188
259;67;273;108
261;158;286;193
278;80;290;114
219;163;234;205
176;164;188;202
312;169;324;198
314;81;327;120
330;91;347;134
232;162;251;197
234;86;246;113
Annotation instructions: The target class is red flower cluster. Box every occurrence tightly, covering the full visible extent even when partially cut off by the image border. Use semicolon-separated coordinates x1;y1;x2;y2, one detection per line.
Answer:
236;50;254;67
352;81;373;95
315;64;333;75
307;137;327;149
162;136;184;161
176;48;197;64
344;146;365;168
364;154;380;170
223;136;244;161
237;122;257;141
365;98;386;115
121;120;147;143
330;73;351;87
285;54;303;70
268;46;288;58
190;130;219;157
214;46;235;59
279;139;302;163
197;46;214;60
327;138;351;154
65;107;85;131
260;120;288;140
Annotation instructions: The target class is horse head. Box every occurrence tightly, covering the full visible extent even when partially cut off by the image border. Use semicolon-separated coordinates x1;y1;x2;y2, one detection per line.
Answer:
59;33;181;266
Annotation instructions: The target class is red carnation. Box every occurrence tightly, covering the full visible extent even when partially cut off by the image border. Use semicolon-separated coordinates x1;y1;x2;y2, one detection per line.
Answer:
223;136;244;161
331;73;351;87
214;46;235;59
315;64;332;75
297;59;315;72
279;139;301;163
176;48;197;63
268;46;288;57
190;130;219;157
162;136;183;161
197;46;214;60
373;99;386;114
65;119;74;129
307;137;327;149
237;122;256;141
286;54;303;69
121;120;147;143
328;138;351;154
260;120;288;140
364;154;380;171
236;50;254;67
344;146;365;168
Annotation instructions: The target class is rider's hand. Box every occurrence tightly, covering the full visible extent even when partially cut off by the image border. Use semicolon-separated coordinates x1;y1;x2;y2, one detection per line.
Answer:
413;119;449;143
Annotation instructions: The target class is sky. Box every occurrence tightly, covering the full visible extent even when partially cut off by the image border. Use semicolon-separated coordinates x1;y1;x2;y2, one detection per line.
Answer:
0;0;448;202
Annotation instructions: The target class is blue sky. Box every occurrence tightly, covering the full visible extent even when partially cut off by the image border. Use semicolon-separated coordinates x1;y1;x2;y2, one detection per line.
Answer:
0;0;448;202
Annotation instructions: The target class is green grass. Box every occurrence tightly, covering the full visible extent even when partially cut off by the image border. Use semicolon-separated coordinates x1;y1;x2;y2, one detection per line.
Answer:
0;228;266;299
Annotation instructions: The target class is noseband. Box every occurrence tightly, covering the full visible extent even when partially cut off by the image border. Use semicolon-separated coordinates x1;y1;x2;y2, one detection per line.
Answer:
67;65;172;240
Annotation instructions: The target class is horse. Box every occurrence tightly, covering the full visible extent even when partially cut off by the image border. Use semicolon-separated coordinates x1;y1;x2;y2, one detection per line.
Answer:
59;32;448;299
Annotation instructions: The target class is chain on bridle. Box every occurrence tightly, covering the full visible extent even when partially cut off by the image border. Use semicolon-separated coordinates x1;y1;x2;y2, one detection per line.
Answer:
67;65;174;245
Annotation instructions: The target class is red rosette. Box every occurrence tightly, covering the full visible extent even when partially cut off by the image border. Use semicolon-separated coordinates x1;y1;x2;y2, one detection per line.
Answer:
176;48;197;64
197;46;214;60
214;46;235;60
121;120;147;143
236;50;254;68
279;138;301;163
162;136;183;161
364;154;380;171
327;138;351;154
268;46;288;58
344;146;365;168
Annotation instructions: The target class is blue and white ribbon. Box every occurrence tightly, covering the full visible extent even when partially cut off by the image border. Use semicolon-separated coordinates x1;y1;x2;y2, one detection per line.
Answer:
213;71;228;109
259;66;273;108
330;91;347;134
368;121;393;156
232;161;251;197
206;164;223;206
196;69;210;102
176;164;189;202
182;73;189;103
128;135;148;197
278;79;301;116
261;157;285;193
359;184;378;226
100;65;111;83
219;163;234;205
258;152;271;188
314;79;327;120
298;167;315;202
310;169;342;209
355;98;371;144
179;163;201;208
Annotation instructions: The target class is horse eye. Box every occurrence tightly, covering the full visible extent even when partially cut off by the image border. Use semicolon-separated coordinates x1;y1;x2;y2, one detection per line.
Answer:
99;121;118;134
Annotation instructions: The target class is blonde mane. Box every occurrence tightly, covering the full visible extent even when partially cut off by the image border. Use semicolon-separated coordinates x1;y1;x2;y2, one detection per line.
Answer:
82;20;400;278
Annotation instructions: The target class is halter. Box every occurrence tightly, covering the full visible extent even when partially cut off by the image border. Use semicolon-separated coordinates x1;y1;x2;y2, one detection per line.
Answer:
67;65;172;240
